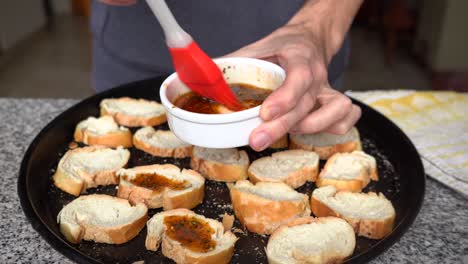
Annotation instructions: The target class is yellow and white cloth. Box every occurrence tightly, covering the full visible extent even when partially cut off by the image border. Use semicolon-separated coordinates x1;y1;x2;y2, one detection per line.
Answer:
346;90;468;197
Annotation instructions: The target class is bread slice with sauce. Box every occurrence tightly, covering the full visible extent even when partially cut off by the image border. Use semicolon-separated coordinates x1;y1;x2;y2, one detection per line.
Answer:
100;97;166;127
146;208;238;264
248;150;319;189
57;194;148;244
190;147;249;182
53;146;130;196
74;115;133;148
230;180;310;235
266;217;356;264
117;164;205;210
133;127;193;158
311;185;395;239
289;127;362;159
316;150;378;192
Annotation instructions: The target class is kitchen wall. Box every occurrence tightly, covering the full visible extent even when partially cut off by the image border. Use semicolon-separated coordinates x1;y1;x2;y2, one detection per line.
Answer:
417;0;468;71
0;1;46;51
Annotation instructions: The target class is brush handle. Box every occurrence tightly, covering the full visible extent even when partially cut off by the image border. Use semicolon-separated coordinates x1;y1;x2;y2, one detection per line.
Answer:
146;0;192;48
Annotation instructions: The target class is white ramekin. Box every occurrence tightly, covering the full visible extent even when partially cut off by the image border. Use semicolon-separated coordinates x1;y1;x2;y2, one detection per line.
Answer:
160;57;285;148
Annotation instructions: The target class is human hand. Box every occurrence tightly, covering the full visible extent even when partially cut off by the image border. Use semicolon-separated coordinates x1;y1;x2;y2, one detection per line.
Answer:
227;22;361;151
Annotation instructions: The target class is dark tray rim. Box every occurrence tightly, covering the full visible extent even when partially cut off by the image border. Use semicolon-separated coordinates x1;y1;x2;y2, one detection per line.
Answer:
18;77;425;263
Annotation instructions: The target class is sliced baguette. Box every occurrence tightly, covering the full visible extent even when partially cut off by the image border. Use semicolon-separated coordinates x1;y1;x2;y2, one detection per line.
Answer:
53;146;130;196
57;194;148;244
117;164;205;210
248;150;319;189
316;151;378;192
289;127;361;159
190;147;249;182
230;180;310;234
74;116;133;148
269;135;288;149
311;185;395;239
100;97;166;127
133;127;192;158
146;208;238;264
266;217;356;264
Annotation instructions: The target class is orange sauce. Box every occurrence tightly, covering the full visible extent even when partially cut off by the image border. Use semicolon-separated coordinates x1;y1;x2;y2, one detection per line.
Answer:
164;215;216;253
173;83;272;114
127;173;189;191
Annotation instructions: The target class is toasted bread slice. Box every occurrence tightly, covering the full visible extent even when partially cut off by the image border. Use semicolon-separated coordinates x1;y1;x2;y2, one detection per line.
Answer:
270;135;288;149
146;208;238;264
117;164;205;210
53;146;130;196
266;217;356;264
248;150;319;189
74;116;133;148
190;147;249;182
289;127;361;159
230;180;310;234
311;186;395;239
100;97;166;127
316;151;378;192
133;127;192;158
57;194;148;244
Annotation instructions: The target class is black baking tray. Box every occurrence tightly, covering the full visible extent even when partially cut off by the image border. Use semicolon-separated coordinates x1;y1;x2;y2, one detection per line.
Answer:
18;76;425;263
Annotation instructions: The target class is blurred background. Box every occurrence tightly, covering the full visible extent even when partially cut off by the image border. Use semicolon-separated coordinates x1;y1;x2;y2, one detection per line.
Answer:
0;0;466;99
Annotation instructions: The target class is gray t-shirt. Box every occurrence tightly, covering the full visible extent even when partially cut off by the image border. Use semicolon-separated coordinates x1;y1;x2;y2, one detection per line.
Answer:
91;0;349;92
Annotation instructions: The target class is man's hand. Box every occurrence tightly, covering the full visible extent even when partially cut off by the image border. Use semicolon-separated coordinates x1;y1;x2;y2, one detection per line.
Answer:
227;0;363;151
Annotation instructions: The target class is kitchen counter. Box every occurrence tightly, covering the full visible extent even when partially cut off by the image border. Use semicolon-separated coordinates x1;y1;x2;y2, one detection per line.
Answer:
1;98;467;264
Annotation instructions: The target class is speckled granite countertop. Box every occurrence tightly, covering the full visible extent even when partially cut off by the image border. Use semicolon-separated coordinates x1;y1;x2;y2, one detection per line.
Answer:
1;98;467;264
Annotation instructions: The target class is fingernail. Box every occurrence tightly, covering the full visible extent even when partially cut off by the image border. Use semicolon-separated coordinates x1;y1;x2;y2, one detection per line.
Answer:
264;106;281;120
251;132;271;151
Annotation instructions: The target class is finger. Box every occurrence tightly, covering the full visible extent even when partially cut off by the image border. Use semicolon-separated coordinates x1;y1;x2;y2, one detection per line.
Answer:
261;44;328;121
324;105;362;134
290;94;353;134
260;57;313;121
249;92;315;151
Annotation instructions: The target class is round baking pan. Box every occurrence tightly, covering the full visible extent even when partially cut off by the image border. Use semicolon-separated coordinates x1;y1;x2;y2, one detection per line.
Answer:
18;76;425;263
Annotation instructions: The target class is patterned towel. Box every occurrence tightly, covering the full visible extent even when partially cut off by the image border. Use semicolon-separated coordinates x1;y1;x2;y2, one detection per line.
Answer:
346;90;468;197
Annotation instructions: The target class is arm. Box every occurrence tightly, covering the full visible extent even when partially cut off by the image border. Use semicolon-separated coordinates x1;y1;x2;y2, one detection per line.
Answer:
228;0;363;151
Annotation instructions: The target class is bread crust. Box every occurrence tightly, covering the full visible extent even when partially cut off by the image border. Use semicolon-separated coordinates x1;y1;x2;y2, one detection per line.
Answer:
74;126;133;148
133;133;192;158
248;161;318;189
269;135;288;149
145;208;237;264
161;230;236;264
267;217;355;264
117;164;204;210
59;195;148;244
53;166;85;196
311;193;394;239
230;182;310;234
190;151;249;182
100;97;167;127
316;152;378;192
290;139;361;160
316;178;366;193
53;146;125;196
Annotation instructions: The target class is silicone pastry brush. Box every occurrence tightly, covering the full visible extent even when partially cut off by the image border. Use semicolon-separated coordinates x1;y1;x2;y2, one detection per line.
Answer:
146;0;243;110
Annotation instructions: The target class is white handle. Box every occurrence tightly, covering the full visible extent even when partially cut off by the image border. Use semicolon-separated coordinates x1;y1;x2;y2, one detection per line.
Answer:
146;0;192;48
